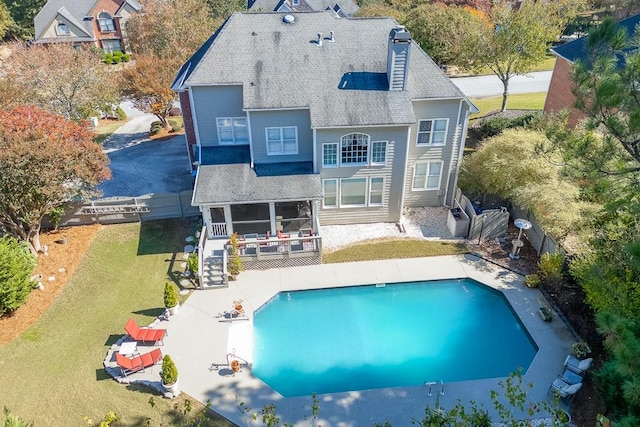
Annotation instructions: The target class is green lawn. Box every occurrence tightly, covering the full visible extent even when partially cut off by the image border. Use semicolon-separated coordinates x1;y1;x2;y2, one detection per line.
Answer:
323;239;468;264
470;92;547;120
0;219;231;426
93;120;125;144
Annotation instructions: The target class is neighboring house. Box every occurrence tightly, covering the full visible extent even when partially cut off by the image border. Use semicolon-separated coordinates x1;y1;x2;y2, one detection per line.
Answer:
33;0;141;53
544;13;640;127
248;0;358;17
172;12;476;271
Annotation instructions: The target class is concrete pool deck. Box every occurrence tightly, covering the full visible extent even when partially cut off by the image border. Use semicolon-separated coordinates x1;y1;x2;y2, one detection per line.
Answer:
144;254;576;426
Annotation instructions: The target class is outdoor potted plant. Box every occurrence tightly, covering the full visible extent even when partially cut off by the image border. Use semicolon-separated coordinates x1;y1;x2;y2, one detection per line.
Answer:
538;306;553;322
227;233;243;280
572;341;591;359
160;354;179;394
187;251;199;284
164;282;180;316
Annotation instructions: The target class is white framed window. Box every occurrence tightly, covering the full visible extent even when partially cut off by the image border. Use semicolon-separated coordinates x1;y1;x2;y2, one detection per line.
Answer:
341;133;369;165
323;179;338;208
266;126;298;155
56;22;70;36
340;178;367;207
217;117;248;145
412;161;443;191
371;141;387;165
98;12;115;32
369;177;384;206
322;143;338;168
102;40;121;54
417;119;448;146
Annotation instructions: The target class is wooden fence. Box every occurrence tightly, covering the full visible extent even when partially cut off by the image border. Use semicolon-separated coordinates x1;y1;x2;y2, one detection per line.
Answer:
454;190;510;241
50;191;200;227
509;205;561;256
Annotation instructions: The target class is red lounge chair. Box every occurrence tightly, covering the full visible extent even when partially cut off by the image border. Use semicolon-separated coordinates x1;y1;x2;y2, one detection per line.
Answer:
116;348;163;377
124;318;167;345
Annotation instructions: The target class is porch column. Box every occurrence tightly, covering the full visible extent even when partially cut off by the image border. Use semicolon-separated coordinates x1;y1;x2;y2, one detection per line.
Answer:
224;205;233;236
203;206;213;237
311;200;320;232
269;202;276;235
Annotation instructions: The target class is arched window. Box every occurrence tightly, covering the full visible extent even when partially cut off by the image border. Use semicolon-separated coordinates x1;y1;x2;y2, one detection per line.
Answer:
56;22;69;36
340;133;369;165
98;12;115;32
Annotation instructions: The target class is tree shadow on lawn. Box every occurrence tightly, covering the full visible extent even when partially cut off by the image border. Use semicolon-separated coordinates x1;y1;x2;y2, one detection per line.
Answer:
137;218;195;256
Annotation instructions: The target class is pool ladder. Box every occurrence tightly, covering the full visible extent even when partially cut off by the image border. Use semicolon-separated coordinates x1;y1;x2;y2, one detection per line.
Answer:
424;380;445;397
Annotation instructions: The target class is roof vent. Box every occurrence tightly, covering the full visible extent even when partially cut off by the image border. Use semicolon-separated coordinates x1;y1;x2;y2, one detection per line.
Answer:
328;31;335;42
316;33;322;46
283;14;295;24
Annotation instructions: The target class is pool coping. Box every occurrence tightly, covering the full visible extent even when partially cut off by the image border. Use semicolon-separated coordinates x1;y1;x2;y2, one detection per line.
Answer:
156;254;576;426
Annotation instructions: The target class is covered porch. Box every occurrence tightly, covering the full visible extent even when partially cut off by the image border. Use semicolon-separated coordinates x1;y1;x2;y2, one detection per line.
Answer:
193;162;323;270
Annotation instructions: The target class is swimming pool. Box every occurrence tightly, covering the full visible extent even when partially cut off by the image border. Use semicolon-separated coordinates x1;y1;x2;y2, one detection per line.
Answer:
252;279;538;397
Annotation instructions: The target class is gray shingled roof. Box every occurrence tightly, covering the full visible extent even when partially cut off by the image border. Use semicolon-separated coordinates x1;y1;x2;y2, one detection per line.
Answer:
192;164;322;205
34;0;96;41
177;12;467;128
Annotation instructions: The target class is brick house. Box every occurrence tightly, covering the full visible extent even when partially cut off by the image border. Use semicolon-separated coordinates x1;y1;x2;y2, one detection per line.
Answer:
33;0;141;53
544;14;640;127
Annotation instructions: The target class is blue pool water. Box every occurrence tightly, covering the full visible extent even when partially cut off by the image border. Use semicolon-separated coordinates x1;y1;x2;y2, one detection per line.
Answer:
252;279;538;397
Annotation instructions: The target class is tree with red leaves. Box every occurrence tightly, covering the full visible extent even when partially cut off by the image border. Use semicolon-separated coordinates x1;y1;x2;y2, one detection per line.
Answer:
0;106;111;253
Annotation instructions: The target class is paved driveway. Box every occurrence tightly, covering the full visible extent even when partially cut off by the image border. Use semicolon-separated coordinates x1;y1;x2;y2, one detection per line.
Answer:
98;104;193;198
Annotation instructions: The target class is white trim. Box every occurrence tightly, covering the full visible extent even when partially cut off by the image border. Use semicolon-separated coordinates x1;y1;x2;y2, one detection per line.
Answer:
340;132;370;166
339;177;368;208
244;106;311;112
368;177;385;207
444;100;463;205
416;118;449;147
265;126;298;155
399;127;411;215
322;142;339;168
411;161;444;191
322;179;338;208
312;123;414;129
370;140;388;166
312;128;318;173
216;117;249;145
188;89;201;151
450;109;471;205
246;112;254;168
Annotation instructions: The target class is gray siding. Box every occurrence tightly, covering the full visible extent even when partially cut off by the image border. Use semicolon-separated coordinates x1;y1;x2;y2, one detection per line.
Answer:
191;85;244;147
403;99;465;207
316;126;408;225
249;109;313;163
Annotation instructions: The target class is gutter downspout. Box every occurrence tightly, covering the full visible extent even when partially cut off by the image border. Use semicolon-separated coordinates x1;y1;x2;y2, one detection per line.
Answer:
398;125;411;222
443;99;463;207
450;106;471;207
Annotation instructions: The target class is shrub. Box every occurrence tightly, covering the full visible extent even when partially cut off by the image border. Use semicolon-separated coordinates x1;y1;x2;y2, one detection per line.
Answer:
112;51;123;59
149;121;163;135
103;53;113;64
475;116;512;139
538;251;564;285
168;119;177;126
171;125;181;132
122;53;131;62
187;252;198;276
525;274;540;288
112;55;122;64
0;236;37;316
227;233;243;277
572;341;591;358
163;282;179;308
160;355;178;385
114;106;127;121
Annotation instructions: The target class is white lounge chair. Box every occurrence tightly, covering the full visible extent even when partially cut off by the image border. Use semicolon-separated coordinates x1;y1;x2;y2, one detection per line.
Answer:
564;355;593;375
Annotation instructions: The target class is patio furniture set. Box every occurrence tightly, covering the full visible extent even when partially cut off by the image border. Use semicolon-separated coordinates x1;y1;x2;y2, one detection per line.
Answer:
235;229;317;255
548;355;594;403
115;318;168;377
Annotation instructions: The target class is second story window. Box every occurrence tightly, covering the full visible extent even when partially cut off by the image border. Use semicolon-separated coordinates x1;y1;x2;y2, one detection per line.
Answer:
217;117;248;145
341;133;369;165
322;143;338;167
56;22;70;36
266;126;298;155
98;12;115;32
371;141;387;165
417;119;448;146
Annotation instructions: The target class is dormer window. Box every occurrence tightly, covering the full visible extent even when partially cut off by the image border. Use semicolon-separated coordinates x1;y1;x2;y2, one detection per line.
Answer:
56;22;70;36
98;12;115;32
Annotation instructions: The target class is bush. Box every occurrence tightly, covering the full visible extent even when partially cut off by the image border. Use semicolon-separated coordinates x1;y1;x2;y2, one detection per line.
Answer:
0;236;37;316
149;121;163;135
572;341;591;358
112;55;122;64
171;125;181;132
114;106;127;121
103;53;113;64
474;112;543;140
112;51;123;59
163;282;179;308
122;53;131;62
538;251;564;285
168;119;177;127
525;273;540;288
160;355;178;385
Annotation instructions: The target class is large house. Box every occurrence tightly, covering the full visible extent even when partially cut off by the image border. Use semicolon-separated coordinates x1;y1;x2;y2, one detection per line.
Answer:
33;0;141;53
544;13;640;127
248;0;359;17
172;12;476;272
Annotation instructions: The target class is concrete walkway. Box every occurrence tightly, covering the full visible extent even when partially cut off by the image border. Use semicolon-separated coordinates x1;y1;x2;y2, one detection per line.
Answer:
116;255;575;426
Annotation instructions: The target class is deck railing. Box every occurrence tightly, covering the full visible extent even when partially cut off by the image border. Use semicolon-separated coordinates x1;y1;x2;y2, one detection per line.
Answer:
226;233;322;260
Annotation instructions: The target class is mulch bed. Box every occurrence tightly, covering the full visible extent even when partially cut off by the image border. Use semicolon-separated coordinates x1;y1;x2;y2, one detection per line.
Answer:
470;224;606;426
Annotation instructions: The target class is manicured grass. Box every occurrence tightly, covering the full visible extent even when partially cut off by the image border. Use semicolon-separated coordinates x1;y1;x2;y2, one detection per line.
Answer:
93;120;124;144
470;92;547;120
323;239;469;264
0;219;231;426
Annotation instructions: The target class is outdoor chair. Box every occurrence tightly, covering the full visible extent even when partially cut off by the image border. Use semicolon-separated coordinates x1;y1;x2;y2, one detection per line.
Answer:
115;348;163;377
124;318;167;345
564;355;593;375
549;376;582;402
